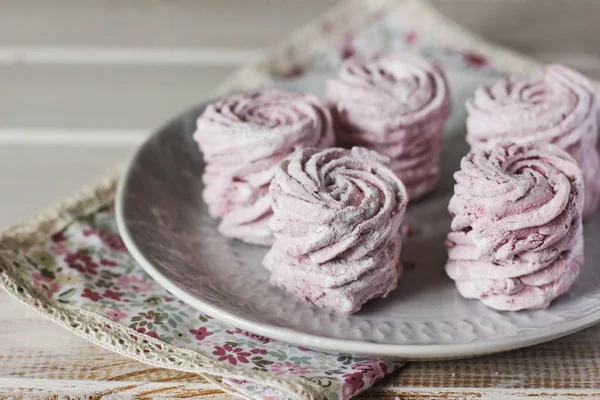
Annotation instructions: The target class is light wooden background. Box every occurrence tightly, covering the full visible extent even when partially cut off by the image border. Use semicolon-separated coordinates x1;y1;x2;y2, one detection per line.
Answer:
2;0;600;398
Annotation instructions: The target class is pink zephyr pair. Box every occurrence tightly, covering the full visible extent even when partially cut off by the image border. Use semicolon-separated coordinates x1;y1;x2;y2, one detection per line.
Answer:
194;53;600;314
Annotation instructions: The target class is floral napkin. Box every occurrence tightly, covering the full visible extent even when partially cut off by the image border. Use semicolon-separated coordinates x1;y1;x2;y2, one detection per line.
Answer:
0;0;551;399
8;203;403;399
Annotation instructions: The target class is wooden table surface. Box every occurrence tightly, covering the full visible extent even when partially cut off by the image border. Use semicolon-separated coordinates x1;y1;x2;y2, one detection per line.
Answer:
2;1;600;398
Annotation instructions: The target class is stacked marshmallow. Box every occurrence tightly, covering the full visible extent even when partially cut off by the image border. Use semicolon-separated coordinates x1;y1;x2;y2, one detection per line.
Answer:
194;89;334;245
263;147;408;313
445;142;584;311
327;53;451;200
467;64;600;217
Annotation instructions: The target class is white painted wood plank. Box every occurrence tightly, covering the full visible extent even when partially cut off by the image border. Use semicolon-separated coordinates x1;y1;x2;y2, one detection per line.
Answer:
0;292;84;351
0;0;337;49
0;378;227;398
0;128;148;146
0;64;236;130
368;386;600;399
0;46;258;66
3;1;597;59
0;143;134;230
533;52;600;81
432;0;600;61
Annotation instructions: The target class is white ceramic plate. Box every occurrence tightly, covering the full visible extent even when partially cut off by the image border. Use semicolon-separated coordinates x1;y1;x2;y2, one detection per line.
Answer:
116;69;600;360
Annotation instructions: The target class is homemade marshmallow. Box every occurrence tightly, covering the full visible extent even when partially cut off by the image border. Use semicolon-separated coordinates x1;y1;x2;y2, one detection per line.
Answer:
445;142;584;311
194;89;335;245
466;64;600;217
263;147;408;313
327;53;451;200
